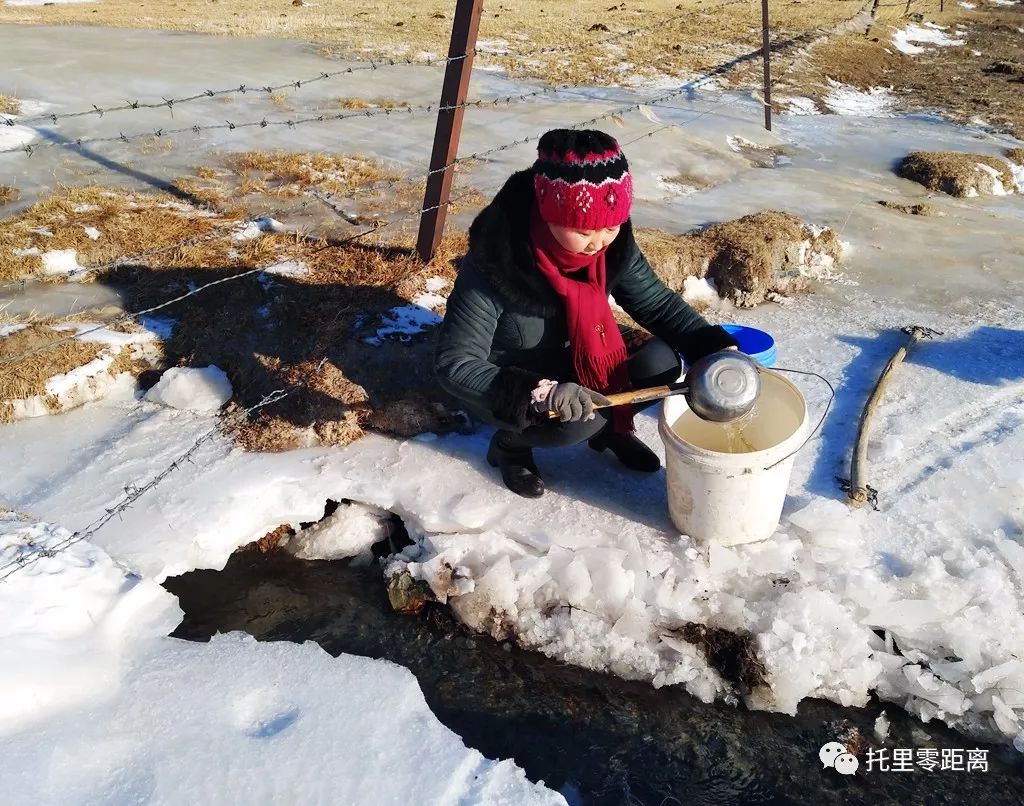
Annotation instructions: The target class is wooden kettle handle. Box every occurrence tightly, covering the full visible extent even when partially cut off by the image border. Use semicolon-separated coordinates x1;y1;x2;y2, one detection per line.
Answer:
545;383;687;419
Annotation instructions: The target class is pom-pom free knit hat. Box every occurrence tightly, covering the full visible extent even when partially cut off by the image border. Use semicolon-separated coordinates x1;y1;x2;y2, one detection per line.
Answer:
533;129;633;230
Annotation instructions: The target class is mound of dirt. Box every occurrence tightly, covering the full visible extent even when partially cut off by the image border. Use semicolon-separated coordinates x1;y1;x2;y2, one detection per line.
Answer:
897;151;1016;198
637;210;846;308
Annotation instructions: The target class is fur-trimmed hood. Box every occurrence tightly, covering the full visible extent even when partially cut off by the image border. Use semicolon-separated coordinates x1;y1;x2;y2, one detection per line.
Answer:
464;169;638;316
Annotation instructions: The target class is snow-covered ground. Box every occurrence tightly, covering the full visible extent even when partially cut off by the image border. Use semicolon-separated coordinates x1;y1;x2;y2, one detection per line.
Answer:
4;287;1023;758
892;23;967;56
3;21;1024;802
822;80;896;118
0;517;563;805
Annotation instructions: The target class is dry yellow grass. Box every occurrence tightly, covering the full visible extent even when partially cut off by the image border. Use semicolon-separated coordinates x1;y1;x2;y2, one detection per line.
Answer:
227;150;398;194
0;323;103;422
0;0;859;85
170;177;232;207
122;222;470;452
170;150;406;208
0;148;472;443
0;94;21;116
335;97;410;110
636;211;843;306
0;186;232;283
137;136;178;155
897;151;1015;197
268;91;294;112
0;186;20;206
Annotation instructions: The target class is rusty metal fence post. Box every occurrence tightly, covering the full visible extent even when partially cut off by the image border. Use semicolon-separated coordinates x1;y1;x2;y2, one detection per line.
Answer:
761;0;772;131
416;0;483;263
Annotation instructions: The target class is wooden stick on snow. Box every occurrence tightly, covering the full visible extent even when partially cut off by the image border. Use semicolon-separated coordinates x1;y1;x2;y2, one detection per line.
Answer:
848;325;936;509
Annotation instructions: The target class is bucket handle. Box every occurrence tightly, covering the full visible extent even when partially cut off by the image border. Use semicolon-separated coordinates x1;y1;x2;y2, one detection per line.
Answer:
751;366;836;473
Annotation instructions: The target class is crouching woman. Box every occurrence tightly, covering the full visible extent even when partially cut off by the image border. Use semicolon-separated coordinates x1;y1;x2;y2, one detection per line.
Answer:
435;129;737;498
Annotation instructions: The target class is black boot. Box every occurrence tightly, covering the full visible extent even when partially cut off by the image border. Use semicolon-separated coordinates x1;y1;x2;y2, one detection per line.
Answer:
486;432;545;498
589;431;661;472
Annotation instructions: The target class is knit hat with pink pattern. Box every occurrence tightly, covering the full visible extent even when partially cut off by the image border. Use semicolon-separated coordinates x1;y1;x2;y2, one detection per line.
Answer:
532;129;634;230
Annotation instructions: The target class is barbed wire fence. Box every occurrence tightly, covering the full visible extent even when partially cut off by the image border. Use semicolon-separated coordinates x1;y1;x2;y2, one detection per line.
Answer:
11;86;563;157
0;0;879;579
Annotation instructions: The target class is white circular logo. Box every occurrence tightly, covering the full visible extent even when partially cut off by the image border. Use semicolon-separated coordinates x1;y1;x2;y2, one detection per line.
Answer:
819;741;858;775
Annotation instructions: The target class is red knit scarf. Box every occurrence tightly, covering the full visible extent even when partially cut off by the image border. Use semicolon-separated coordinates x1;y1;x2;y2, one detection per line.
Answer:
529;207;634;433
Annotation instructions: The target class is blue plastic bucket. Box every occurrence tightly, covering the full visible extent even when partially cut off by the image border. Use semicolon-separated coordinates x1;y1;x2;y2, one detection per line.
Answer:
721;324;776;367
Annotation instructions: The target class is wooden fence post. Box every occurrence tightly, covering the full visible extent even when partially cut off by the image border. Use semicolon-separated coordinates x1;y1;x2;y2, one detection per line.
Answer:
416;0;484;263
761;0;772;131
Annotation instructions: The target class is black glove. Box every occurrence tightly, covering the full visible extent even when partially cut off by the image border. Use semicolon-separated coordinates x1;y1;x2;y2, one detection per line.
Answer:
679;325;740;365
533;382;611;423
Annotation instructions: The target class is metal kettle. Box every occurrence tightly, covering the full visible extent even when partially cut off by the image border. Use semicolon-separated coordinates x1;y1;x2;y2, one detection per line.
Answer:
683;350;762;422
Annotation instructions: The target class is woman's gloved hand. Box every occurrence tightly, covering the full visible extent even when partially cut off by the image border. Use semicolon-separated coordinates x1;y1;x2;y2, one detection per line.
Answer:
530;380;611;423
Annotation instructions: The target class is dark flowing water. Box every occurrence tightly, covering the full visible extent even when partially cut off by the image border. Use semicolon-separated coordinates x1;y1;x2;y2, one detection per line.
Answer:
165;551;1024;806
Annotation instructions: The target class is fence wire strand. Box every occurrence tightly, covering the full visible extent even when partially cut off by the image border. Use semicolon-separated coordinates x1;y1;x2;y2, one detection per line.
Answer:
0;357;331;581
9;87;560;156
5;51;478;129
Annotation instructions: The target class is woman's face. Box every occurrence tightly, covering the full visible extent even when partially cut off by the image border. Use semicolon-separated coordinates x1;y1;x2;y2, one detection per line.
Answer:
547;223;621;255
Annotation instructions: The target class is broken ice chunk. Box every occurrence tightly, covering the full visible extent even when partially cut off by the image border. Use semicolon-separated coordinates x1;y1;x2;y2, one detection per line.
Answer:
511;556;551;607
286;502;391;561
786;499;857;534
991;694;1020;736
586;556;633;618
612;596;651;641
862;590;971;629
875;711;890;741
447;491;505;530
475;555;518;613
971;659;1024;693
899;664;971;715
995;536;1024;586
709;543;742;575
558;557;592;605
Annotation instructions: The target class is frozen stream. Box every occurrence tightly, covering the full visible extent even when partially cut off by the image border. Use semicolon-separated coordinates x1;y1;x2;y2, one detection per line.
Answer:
166;549;1024;805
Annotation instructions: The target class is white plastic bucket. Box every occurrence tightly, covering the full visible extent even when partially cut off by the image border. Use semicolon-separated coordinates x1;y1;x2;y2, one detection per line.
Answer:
658;370;809;546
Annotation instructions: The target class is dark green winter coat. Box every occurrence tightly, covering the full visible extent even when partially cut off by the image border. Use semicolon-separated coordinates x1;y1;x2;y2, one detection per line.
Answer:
435;170;736;431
